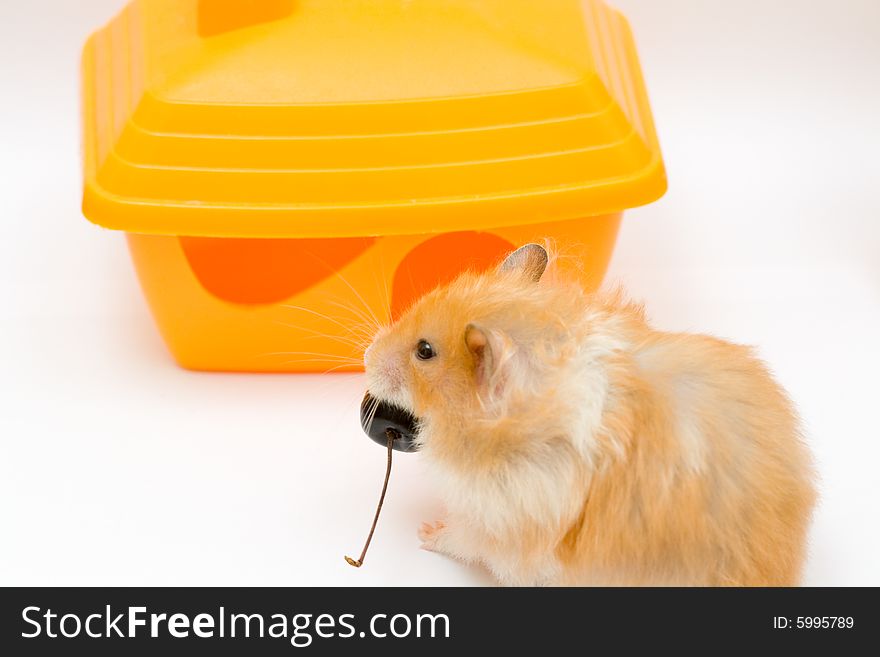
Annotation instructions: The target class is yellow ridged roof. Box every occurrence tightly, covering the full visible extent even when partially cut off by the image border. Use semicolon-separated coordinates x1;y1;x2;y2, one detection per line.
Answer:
82;0;665;237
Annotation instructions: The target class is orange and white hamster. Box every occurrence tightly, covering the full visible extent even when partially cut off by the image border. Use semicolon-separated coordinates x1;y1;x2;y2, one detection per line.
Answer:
363;244;816;586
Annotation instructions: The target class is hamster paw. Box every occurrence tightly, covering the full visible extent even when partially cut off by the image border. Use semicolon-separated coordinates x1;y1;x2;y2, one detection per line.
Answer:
418;520;447;552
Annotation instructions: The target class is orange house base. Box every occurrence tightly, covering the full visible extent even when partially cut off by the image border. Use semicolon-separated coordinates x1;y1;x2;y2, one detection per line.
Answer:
127;213;621;372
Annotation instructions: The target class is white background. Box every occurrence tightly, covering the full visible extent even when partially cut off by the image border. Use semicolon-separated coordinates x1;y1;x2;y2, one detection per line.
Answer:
0;0;878;585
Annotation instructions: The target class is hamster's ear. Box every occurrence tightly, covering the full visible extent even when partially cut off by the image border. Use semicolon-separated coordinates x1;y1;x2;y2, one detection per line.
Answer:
465;323;514;401
498;243;548;283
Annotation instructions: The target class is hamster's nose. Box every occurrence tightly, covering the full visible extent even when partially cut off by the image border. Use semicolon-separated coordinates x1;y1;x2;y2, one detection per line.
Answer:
360;393;420;452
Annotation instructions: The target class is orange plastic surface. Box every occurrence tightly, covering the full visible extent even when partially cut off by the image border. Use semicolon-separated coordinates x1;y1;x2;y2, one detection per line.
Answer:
81;1;664;372
128;214;621;372
81;0;665;237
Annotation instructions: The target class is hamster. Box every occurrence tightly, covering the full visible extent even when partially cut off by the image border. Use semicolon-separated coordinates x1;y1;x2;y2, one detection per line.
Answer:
363;243;816;586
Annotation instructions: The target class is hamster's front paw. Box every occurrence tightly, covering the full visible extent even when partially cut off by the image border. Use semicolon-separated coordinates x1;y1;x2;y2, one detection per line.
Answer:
418;520;447;552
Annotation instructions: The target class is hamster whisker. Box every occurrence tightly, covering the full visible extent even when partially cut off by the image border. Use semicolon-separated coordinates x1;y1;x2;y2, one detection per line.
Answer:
299;249;384;330
364;395;381;438
323;264;385;331
279;304;372;339
318;295;378;327
298;333;370;351
277;360;362;374
272;320;369;352
361;393;379;433
302;374;368;406
324;298;384;334
296;246;379;324
257;351;364;366
266;352;363;363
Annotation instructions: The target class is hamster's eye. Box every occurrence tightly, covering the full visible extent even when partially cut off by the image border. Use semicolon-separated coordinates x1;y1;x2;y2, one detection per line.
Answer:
415;339;436;361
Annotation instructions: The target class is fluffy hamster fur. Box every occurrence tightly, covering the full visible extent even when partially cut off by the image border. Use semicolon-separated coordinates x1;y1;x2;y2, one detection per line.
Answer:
364;244;816;586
